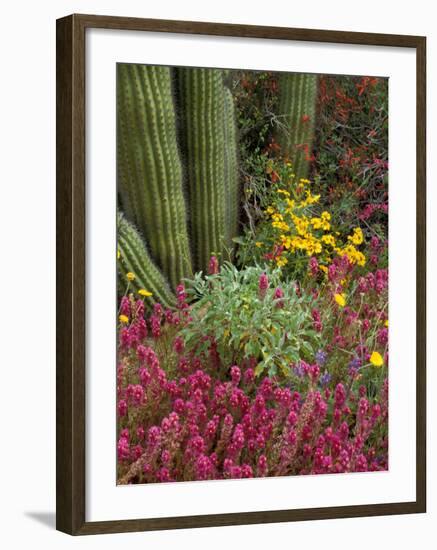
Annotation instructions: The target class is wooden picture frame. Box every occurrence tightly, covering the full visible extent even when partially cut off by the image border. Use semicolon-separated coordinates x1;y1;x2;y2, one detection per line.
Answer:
56;13;426;535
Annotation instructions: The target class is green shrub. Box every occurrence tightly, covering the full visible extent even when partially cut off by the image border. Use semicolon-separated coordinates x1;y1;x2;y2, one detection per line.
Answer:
182;263;321;379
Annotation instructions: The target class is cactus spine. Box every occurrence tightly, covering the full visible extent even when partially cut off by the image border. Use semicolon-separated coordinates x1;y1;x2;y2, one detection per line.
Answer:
276;73;318;182
117;212;176;310
177;68;239;272
117;63;192;289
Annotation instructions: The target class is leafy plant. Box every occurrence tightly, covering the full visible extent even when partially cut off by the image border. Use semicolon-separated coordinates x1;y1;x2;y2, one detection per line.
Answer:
181;263;321;379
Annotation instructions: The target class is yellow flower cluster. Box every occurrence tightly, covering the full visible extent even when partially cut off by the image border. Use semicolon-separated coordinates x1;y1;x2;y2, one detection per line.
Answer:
264;174;366;270
337;244;366;266
348;227;364;245
310;211;331;231
298;189;321;208
290;213;309;236
271;212;290;233
321;234;336;247
279;233;322;255
276;256;288;267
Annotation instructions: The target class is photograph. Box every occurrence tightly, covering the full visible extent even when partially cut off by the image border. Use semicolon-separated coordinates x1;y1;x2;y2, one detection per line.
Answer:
115;64;389;485
0;0;430;544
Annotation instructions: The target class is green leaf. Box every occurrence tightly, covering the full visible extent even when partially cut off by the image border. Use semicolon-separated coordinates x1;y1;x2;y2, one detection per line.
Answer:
300;340;315;358
254;363;265;377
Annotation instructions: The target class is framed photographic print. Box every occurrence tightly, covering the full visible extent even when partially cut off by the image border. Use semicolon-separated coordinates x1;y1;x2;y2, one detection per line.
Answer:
56;14;426;535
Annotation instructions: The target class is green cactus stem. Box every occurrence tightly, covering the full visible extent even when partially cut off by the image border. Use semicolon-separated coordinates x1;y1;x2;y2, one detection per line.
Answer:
117;63;192;289
276;73;318;182
177;68;239;272
117;212;176;310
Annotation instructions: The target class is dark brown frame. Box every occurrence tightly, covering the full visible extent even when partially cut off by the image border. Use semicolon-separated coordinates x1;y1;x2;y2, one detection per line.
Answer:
56;13;427;535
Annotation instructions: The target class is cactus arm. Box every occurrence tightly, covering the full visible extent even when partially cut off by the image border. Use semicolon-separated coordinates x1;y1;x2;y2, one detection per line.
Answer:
178;68;226;272
276;73;318;181
178;68;239;272
117;212;176;310
117;63;192;289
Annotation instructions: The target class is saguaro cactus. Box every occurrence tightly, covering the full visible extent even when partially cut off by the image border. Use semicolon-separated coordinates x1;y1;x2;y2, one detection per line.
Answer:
177;68;240;272
276;73;318;182
117;212;176;310
117;63;192;289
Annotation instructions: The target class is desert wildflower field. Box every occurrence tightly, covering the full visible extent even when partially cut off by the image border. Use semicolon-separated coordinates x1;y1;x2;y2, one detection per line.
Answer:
116;66;388;484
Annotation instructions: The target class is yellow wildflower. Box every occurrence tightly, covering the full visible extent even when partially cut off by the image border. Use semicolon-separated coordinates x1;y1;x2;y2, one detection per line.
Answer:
119;314;129;324
255;241;264;248
276;256;288;267
117;248;121;259
300;190;320;207
291;214;309;236
339;245;366;267
310;217;323;230
321;234;336;247
292;236;307;250
138;289;153;297
272;220;290;232
348;227;364;246
370;351;384;367
334;293;346;307
285;198;296;212
126;272;135;281
277;188;290;197
271;213;290;232
384;320;389;328
304;234;322;255
319;265;328;274
320;211;331;230
280;235;293;249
